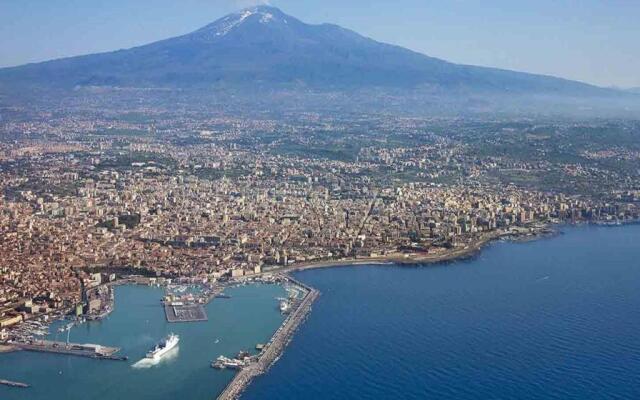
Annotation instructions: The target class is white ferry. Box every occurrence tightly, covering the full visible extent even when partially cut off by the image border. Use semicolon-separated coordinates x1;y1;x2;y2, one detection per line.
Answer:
146;333;179;360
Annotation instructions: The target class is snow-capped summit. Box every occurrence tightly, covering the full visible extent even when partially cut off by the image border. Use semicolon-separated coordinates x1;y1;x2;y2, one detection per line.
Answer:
194;5;290;40
0;5;614;99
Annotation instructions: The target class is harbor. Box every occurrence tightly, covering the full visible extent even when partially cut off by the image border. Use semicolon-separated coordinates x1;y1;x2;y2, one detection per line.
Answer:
216;275;320;400
161;280;232;322
240;224;640;400
0;282;289;400
0;269;310;399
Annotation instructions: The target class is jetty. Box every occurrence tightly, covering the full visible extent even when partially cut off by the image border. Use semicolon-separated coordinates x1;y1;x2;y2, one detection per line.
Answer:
217;275;319;400
12;339;124;360
0;379;30;388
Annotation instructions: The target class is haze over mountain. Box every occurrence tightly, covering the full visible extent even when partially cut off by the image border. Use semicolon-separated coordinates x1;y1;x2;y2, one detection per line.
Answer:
0;5;624;99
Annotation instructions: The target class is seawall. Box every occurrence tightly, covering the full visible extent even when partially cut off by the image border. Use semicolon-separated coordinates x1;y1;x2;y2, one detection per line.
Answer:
217;276;319;400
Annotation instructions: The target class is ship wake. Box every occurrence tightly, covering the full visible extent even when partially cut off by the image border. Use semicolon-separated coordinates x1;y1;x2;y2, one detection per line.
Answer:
132;346;180;369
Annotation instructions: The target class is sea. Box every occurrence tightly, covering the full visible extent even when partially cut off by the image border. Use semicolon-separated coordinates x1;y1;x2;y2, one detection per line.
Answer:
1;224;640;399
0;283;287;400
244;224;640;400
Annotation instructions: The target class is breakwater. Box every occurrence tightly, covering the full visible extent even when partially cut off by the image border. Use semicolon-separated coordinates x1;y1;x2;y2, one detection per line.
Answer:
240;224;640;400
217;275;319;400
1;283;287;400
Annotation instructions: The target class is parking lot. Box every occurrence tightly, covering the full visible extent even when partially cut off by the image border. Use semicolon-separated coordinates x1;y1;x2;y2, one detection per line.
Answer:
164;304;208;323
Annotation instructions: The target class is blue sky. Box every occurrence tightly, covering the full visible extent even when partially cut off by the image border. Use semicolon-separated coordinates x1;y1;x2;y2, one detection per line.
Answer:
1;0;638;88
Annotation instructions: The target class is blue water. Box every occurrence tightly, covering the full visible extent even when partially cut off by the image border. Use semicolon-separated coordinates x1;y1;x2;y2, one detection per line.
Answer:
244;225;640;400
0;283;286;400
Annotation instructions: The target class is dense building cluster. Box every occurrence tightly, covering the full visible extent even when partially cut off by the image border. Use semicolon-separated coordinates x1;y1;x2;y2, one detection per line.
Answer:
1;110;638;330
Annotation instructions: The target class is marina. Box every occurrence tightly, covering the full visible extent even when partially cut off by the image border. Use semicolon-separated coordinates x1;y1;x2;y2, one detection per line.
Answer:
0;225;638;399
0;282;288;400
0;272;317;399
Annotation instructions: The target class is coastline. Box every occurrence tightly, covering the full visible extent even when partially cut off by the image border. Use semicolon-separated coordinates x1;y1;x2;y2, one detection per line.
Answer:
3;222;637;400
0;345;17;354
217;277;319;400
223;222;640;400
279;226;556;274
4;221;628;399
215;226;556;400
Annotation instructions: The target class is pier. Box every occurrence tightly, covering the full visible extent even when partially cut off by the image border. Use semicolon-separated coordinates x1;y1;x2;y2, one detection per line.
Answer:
12;339;124;360
162;281;231;322
0;379;30;389
217;275;320;400
164;303;208;323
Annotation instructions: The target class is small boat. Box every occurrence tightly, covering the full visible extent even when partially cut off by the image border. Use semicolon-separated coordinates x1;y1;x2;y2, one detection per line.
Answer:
211;355;245;370
279;300;291;314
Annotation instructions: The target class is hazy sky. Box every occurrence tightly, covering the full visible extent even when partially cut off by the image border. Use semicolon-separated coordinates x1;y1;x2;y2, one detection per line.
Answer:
1;0;638;88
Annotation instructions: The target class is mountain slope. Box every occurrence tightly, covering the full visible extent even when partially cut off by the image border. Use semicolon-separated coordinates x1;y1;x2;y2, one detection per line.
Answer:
0;6;621;96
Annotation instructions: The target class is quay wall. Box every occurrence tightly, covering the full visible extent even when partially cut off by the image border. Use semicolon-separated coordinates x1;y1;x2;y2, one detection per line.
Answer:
217;279;319;400
13;340;120;359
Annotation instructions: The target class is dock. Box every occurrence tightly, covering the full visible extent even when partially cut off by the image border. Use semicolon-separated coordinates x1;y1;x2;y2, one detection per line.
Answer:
217;275;319;400
164;303;208;323
0;379;30;389
12;339;124;360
